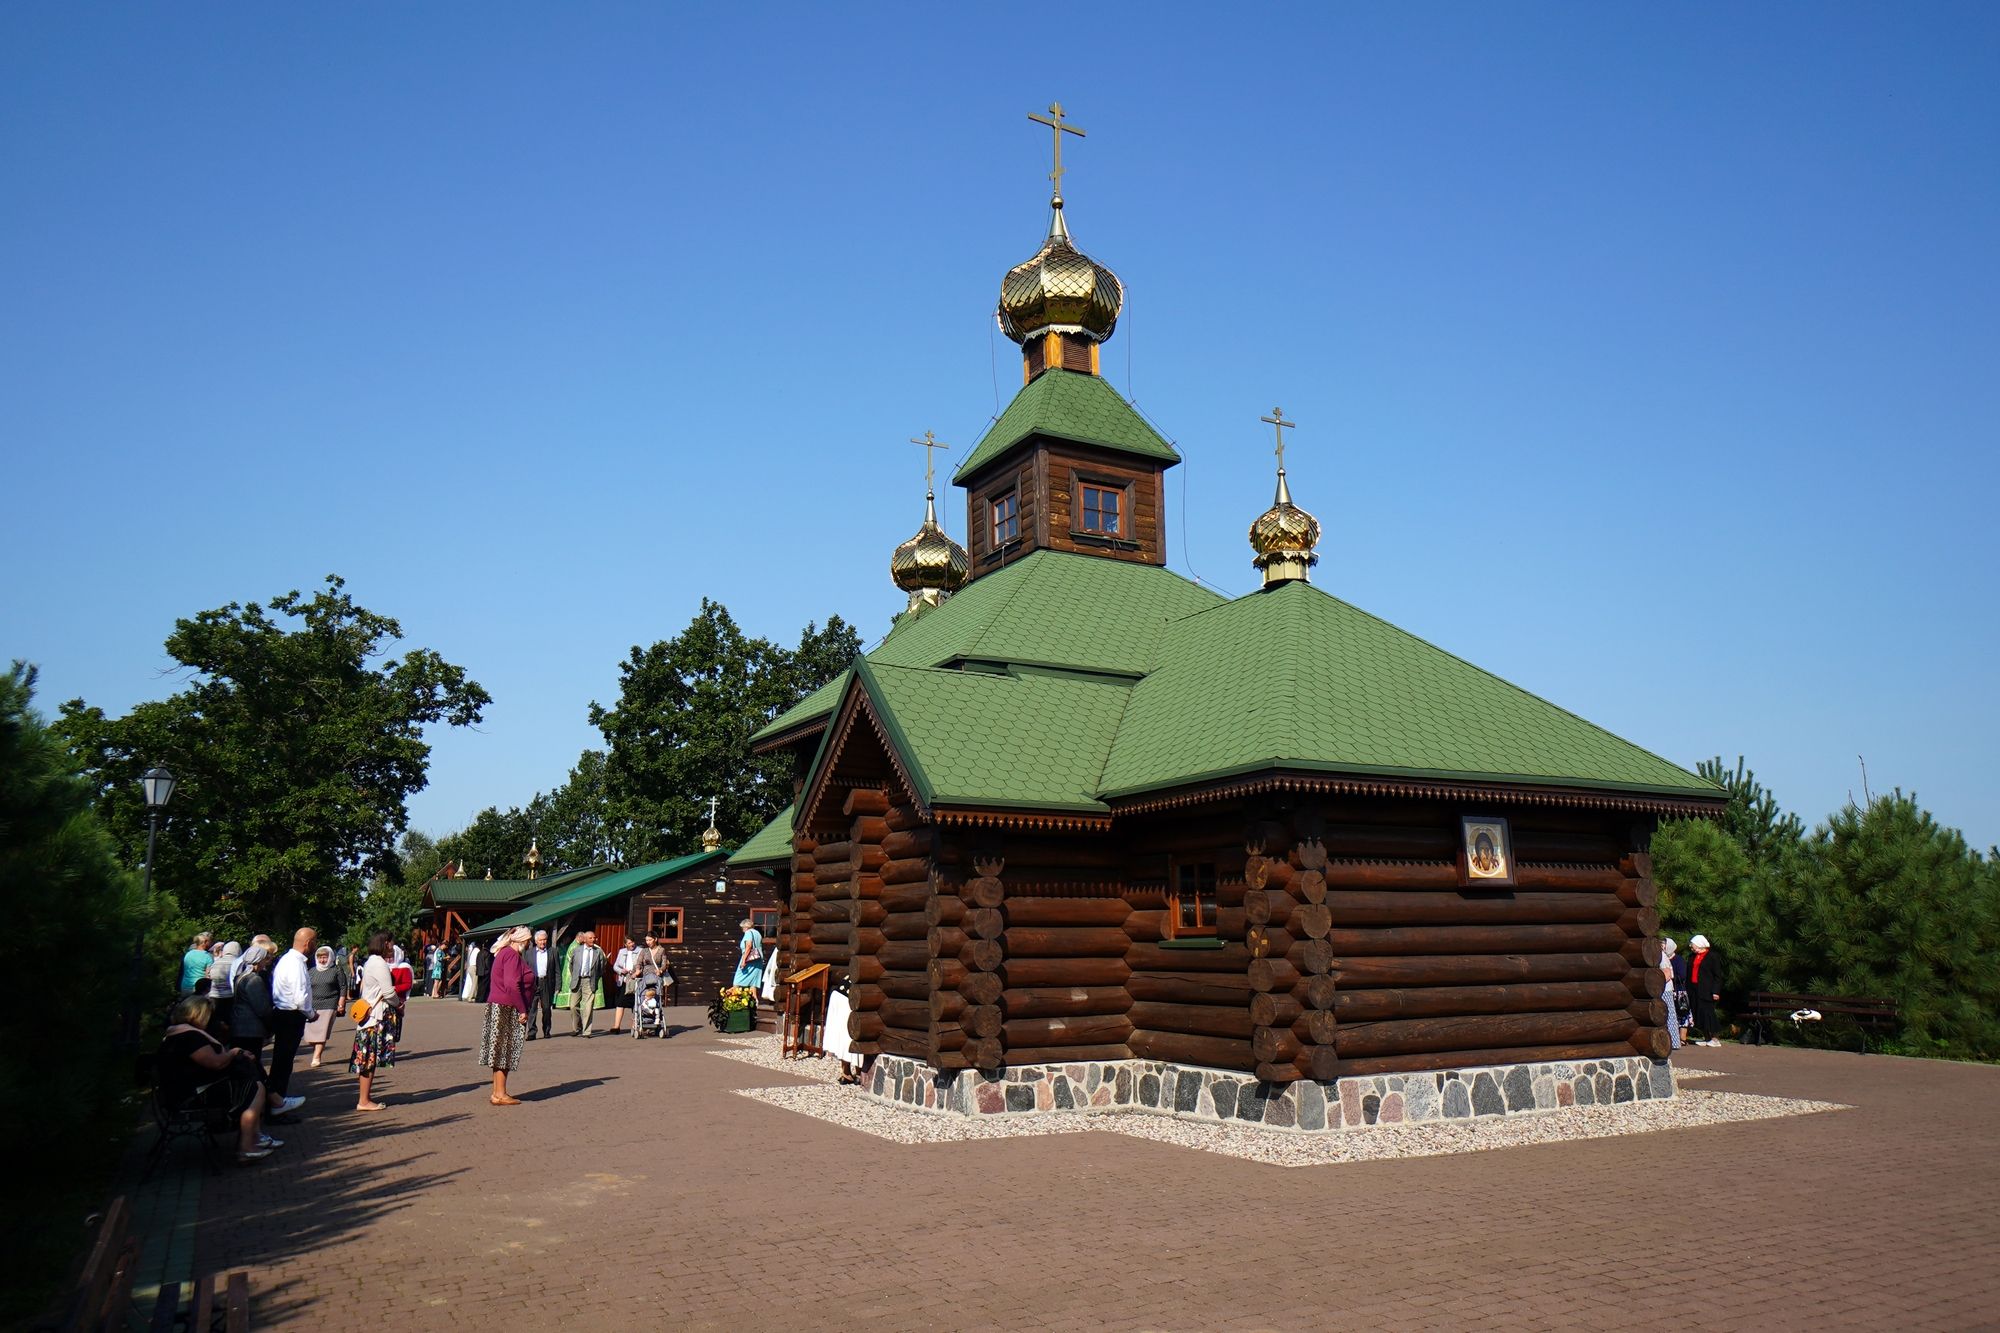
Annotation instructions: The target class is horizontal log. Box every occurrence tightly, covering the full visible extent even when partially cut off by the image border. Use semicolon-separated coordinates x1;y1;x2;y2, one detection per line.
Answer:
848;1011;884;1041
792;833;817;854
1001;987;1133;1020
1216;907;1247;940
875;1027;930;1060
1631;1027;1671;1059
850;815;890;845
1248;958;1303;993
885;804;924;833
852;875;883;900
847;1039;880;1058
848;900;889;928
963;876;1005;909
878;998;929;1031
1329;981;1636;1022
1126;973;1254;1007
811;879;851;903
1002;927;1132;959
1245;856;1295;891
933;1050;970;1071
882;827;935;860
843;788;889;817
923;894;964;927
1244;889;1298;929
1514;864;1626;891
853;984;885;1012
1620;938;1665;968
881;857;930;885
792;853;815;874
1616;877;1658;909
1320;924;1631;957
1296;904;1332;939
1003;1044;1132;1066
1257;1061;1306;1085
1123;910;1166;944
877;940;930;971
812;841;853;866
961;1005;1003;1039
1617;907;1661;938
960;939;1004;972
965;908;1005;941
931;1020;964;1052
928;926;968;958
879;971;928;1001
1331;1040;1641;1078
1628;998;1667;1026
999;957;1131;988
1003;1015;1135;1048
851;955;885;983
958;972;1003;1006
1296;1010;1340;1045
1624;967;1666;998
847;926;884;952
1248;926;1296;959
930;990;966;1023
936;839;1126;869
1324;862;1461;889
1127;1029;1256;1072
1124;942;1254;974
1322;825;1456;859
1512;830;1622;863
1249;992;1303;1028
926;958;965;991
1334;1010;1639;1059
1322;892;1626;927
1292;870;1327;904
1299;940;1335;974
1302;1045;1341;1081
883;912;928;941
874;882;926;915
808;944;852;964
1005;898;1133;927
809;900;851;924
1253;1026;1302;1065
962;1037;1003;1069
1322;952;1630;988
1304;973;1339;1009
1128;1002;1255;1040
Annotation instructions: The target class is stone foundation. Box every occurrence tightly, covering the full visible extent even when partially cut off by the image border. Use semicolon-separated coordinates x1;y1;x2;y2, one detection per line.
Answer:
862;1053;1675;1133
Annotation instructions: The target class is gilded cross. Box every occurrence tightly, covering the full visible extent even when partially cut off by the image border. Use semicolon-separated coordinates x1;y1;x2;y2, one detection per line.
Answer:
1261;408;1296;470
706;795;719;827
1027;103;1086;203
910;430;951;492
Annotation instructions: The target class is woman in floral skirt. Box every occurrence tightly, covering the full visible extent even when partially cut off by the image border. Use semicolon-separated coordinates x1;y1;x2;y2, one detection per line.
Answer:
482;926;535;1106
349;931;398;1111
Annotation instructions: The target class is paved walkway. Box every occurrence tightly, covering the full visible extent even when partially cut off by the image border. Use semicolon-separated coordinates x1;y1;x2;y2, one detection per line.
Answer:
187;999;2000;1331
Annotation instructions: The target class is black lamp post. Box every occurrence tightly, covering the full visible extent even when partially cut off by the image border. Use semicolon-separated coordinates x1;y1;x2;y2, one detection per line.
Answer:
121;765;176;1048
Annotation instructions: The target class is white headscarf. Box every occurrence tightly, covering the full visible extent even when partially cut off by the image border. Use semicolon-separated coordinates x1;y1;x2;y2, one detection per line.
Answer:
1691;934;1711;952
239;944;272;970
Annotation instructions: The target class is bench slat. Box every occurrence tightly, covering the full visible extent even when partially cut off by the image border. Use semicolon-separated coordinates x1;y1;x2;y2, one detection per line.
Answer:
226;1270;250;1333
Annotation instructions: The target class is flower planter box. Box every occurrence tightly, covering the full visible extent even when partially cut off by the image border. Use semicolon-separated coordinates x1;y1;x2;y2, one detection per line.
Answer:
724;1008;752;1033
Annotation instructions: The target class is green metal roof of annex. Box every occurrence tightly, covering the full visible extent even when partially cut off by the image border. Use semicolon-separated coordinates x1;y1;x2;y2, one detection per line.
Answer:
428;864;613;907
951;369;1180;482
728;803;796;867
750;549;1225;746
462;851;727;938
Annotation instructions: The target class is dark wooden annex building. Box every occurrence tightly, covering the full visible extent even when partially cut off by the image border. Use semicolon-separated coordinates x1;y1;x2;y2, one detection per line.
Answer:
739;187;1724;1085
464;851;781;1005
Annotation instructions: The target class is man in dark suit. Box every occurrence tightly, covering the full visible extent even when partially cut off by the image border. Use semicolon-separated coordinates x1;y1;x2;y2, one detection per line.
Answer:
526;929;558;1039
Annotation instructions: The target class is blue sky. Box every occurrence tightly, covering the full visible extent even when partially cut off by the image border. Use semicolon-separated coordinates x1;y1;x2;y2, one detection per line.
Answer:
5;4;1995;849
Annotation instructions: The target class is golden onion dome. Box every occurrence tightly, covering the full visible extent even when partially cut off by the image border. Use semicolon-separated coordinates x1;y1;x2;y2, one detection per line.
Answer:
998;203;1123;345
891;491;970;610
1249;469;1321;586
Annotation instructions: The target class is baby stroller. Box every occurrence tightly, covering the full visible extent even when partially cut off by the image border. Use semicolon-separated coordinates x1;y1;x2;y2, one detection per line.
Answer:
632;972;668;1039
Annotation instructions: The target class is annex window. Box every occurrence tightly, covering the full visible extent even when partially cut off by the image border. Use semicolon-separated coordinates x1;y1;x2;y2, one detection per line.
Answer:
648;907;684;944
991;491;1019;547
1081;484;1122;535
1168;862;1217;938
750;908;778;938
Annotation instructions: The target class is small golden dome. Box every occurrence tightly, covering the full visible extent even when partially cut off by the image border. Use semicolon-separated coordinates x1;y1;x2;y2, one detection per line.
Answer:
701;824;722;853
998;204;1123;345
1249;469;1321;587
891;492;970;610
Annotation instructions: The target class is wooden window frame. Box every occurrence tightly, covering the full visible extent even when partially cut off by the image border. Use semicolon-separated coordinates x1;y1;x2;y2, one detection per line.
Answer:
1067;468;1140;550
990;490;1020;548
1079;481;1124;536
1165;859;1218;940
750;908;778;939
648;907;684;944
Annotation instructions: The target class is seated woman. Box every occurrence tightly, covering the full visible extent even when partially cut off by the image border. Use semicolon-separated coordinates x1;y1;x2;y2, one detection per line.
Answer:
157;994;277;1164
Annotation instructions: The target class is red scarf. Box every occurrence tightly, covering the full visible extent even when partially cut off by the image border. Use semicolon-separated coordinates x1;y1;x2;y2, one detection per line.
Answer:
1690;949;1708;984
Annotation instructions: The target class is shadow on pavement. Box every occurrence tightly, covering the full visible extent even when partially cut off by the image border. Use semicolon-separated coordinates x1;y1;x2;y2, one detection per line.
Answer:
395;1081;489;1105
517;1077;618;1102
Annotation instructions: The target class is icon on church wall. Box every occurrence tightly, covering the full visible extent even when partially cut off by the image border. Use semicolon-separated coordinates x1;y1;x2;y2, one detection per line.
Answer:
1459;815;1516;887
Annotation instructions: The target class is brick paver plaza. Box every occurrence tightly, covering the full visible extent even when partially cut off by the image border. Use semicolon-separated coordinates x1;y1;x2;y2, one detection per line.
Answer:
189;999;2000;1331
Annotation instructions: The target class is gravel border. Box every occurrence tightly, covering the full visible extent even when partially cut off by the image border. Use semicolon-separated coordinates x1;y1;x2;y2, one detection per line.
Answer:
712;1037;1845;1165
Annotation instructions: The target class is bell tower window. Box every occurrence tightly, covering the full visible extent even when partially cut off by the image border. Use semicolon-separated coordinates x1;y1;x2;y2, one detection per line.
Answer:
991;492;1020;547
1081;484;1122;535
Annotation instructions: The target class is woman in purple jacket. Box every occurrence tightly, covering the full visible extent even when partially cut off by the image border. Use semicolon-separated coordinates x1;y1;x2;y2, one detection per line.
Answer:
482;926;535;1105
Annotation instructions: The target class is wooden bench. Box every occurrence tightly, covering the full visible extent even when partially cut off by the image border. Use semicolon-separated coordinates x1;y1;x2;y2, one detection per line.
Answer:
1744;991;1898;1054
38;1195;250;1333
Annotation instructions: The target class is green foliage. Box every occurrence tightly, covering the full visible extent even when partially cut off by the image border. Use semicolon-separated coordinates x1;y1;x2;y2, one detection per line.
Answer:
59;576;489;937
345;875;428;950
1653;756;2000;1059
590;603;857;862
0;665;151;1320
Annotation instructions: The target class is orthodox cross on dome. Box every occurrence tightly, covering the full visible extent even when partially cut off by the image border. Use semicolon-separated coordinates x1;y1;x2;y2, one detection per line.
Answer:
910;430;950;495
1028;102;1086;204
1261;408;1297;472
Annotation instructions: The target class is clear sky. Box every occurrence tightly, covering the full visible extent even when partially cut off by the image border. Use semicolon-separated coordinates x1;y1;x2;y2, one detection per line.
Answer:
5;5;1995;850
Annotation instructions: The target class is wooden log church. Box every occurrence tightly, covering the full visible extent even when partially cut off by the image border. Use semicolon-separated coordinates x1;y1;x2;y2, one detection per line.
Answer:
742;110;1722;1121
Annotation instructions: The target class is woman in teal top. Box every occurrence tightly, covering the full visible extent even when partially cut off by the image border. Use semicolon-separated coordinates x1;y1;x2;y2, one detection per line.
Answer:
179;932;215;993
732;919;765;989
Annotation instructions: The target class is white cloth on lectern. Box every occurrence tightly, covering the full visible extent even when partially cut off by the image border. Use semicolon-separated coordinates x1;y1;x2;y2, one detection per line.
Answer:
461;945;479;999
823;988;854;1062
760;956;778;1003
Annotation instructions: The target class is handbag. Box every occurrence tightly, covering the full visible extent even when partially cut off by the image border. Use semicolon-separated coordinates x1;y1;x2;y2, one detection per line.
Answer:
349;997;371;1024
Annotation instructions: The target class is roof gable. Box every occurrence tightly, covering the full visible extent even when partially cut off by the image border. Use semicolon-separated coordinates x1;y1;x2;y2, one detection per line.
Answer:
952;370;1179;483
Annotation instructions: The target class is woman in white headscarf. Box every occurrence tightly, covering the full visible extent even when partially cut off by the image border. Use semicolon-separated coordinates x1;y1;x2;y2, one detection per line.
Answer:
1659;938;1683;1050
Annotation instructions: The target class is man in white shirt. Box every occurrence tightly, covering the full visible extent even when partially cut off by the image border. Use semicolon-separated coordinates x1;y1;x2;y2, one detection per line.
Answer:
265;927;316;1115
526;930;556;1039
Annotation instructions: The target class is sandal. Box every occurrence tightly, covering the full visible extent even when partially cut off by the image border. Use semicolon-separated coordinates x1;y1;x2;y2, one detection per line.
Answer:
235;1148;274;1164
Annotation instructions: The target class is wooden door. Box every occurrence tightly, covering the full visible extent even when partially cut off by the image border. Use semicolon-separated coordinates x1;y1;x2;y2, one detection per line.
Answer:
594;921;627;955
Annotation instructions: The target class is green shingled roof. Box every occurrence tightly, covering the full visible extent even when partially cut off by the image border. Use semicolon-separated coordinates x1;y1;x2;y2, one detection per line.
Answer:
1096;581;1713;798
728;803;796;867
749;550;1224;746
464;851;727;938
951;369;1180;483
429;865;613;907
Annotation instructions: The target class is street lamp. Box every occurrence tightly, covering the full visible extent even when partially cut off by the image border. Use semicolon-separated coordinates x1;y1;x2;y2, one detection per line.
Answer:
122;765;175;1048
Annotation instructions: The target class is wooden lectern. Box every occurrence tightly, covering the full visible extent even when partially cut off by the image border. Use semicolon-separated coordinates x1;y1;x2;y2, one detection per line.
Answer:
781;963;829;1058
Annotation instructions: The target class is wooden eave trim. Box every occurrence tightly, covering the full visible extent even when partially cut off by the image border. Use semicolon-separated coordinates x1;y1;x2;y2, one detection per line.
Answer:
1106;771;1726;820
930;807;1114;834
749;717;830;756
